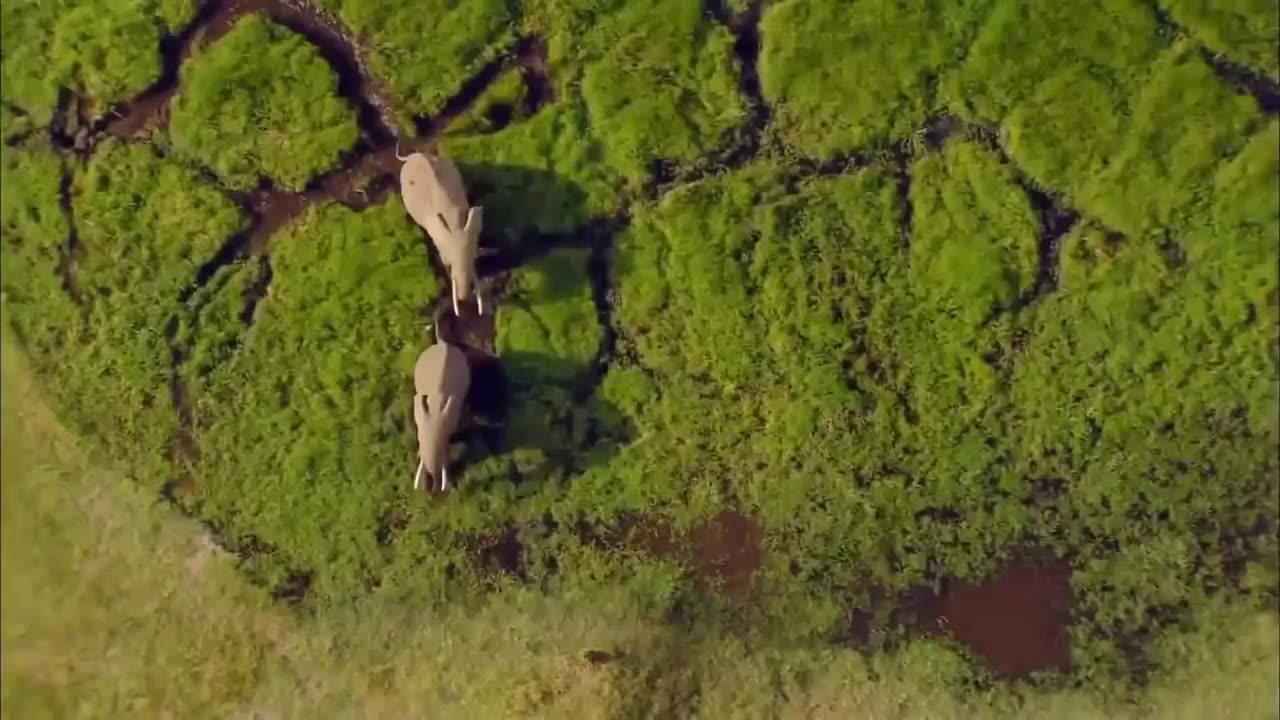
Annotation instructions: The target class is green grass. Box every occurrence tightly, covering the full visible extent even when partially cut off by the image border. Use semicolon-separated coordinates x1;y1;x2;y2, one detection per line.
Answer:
1079;41;1262;236
944;1;1267;238
1161;0;1280;80
495;248;605;480
760;0;992;157
442;99;623;242
170;15;361;191
606;149;1041;588
498;248;602;384
3;139;245;489
0;0;198;124
445;0;745;196
180;199;439;602
575;0;745;188
314;0;514;132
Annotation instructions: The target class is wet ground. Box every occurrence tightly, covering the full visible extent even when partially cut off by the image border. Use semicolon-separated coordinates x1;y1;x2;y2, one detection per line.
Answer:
849;554;1073;678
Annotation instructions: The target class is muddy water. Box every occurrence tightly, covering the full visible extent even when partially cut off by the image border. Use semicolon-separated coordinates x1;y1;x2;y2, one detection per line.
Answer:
928;558;1072;676
849;555;1073;679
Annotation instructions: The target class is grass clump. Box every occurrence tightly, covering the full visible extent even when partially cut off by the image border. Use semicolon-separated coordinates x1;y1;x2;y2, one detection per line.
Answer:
759;0;992;157
183;199;438;602
0;0;200;122
170;15;360;191
576;0;745;188
909;139;1039;321
314;0;514;130
942;0;1161;204
1078;41;1262;236
0;145;67;299
497;248;602;385
0;144;76;381
1161;0;1280;79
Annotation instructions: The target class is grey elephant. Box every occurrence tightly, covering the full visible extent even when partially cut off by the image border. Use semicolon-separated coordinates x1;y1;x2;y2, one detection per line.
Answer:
411;339;471;492
397;144;484;317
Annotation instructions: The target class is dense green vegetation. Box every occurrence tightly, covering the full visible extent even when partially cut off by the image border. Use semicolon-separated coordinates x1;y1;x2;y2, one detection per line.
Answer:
0;0;197;124
170;15;361;191
179;200;437;597
315;0;514;131
4;139;245;488
1161;0;1280;80
760;0;989;157
2;0;1277;709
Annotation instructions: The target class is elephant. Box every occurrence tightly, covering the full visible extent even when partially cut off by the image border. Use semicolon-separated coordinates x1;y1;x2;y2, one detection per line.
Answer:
411;339;471;492
397;144;484;316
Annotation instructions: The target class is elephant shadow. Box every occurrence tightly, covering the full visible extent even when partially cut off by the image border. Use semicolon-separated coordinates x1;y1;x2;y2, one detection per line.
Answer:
414;161;630;493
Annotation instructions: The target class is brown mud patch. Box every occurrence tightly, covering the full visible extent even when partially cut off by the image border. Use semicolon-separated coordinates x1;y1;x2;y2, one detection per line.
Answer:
478;510;764;591
848;555;1073;679
239;255;274;325
432;284;500;355
603;510;765;594
689;510;764;593
517;37;555;116
470;526;528;580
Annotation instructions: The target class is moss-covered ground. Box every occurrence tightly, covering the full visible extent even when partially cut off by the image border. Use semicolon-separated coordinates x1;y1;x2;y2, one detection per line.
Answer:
2;0;1277;710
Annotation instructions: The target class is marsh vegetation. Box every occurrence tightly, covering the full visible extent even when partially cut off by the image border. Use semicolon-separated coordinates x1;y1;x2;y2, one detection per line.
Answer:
2;0;1277;714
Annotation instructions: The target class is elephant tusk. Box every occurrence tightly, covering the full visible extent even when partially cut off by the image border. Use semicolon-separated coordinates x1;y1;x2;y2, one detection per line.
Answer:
413;459;424;489
477;291;483;316
395;141;409;161
441;465;448;491
452;277;460;316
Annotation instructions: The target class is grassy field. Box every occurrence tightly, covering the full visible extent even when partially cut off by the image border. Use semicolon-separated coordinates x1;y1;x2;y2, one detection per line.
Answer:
2;0;1278;713
4;331;1278;717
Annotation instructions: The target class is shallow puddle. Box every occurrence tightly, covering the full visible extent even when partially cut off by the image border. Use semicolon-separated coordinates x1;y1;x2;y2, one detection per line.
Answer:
849;555;1073;678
